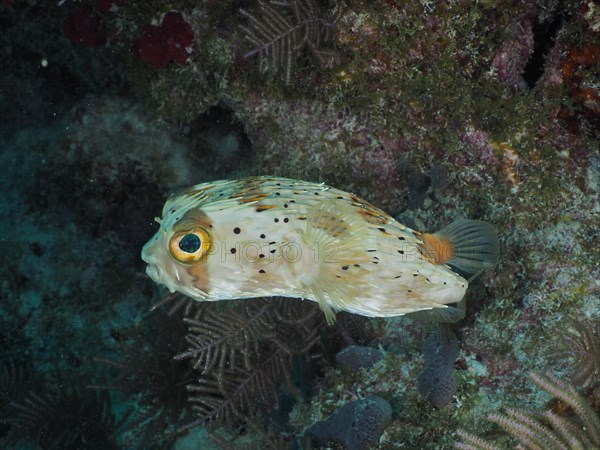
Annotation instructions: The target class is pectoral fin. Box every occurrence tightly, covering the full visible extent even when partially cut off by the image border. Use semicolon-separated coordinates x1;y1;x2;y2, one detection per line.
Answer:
303;200;371;324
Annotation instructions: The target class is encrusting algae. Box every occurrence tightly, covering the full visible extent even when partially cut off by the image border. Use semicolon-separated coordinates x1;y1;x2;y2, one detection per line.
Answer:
142;176;499;324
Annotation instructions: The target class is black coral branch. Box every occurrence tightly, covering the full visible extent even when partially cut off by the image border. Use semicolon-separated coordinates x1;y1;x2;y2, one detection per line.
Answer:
176;297;326;429
7;385;129;449
552;317;600;389
186;346;292;429
240;0;339;84
176;301;276;375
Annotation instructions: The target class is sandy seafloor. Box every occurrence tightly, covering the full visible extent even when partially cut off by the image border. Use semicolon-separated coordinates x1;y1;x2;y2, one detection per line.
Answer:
0;1;599;449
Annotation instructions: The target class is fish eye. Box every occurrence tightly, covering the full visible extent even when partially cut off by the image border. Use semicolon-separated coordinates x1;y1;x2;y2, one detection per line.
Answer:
179;234;201;253
169;227;211;263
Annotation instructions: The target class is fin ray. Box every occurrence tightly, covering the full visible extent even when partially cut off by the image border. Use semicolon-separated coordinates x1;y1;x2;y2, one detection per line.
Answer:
432;219;499;277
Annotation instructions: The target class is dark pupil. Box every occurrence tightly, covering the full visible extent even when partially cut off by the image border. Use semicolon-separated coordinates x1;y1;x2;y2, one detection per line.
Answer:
179;234;201;253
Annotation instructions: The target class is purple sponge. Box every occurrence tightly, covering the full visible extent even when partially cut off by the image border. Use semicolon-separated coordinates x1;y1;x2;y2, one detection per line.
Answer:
417;326;459;407
305;396;392;450
335;345;384;371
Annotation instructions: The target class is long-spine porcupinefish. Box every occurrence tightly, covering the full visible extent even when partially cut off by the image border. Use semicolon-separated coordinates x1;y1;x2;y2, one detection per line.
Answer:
142;176;498;324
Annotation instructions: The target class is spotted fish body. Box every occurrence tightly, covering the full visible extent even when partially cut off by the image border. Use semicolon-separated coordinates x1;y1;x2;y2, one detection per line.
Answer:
142;176;498;323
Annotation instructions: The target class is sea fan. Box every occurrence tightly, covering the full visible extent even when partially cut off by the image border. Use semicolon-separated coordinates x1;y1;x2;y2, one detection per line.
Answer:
6;384;129;450
456;371;600;449
553;316;600;389
240;0;341;84
89;307;195;447
176;297;325;429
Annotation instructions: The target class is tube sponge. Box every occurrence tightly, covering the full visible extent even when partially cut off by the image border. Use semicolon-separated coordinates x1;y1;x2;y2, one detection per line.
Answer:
416;326;459;407
305;396;392;450
335;345;383;371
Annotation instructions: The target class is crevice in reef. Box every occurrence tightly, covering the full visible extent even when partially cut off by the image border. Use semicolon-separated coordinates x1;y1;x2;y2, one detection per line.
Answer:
523;10;566;89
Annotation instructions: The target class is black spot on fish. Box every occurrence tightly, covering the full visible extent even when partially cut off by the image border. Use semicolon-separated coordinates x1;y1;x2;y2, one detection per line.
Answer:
274;218;279;223
234;227;241;234
398;250;404;254
260;234;266;239
231;248;236;254
367;249;377;252
259;254;265;258
283;218;289;223
378;227;386;232
259;269;266;274
398;237;405;240
284;203;288;208
342;266;349;270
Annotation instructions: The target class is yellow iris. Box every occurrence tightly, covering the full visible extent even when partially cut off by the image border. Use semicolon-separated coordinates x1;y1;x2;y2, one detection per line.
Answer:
169;227;211;263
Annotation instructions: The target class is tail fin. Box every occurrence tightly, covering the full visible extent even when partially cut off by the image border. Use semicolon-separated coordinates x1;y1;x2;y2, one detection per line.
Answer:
419;219;499;279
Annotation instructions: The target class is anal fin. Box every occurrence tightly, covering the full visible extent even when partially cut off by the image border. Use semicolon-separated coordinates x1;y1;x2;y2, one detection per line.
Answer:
405;296;467;323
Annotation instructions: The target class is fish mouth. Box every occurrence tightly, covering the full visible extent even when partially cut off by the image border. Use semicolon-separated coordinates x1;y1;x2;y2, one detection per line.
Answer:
141;243;153;264
145;263;161;282
141;233;161;264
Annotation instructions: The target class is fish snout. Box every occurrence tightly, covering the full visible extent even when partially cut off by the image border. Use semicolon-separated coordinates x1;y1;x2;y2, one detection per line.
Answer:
141;244;152;264
145;263;161;283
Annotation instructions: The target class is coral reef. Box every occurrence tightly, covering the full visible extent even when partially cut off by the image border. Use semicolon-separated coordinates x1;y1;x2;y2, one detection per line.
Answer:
456;371;600;449
240;0;340;84
1;0;599;448
456;316;600;448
